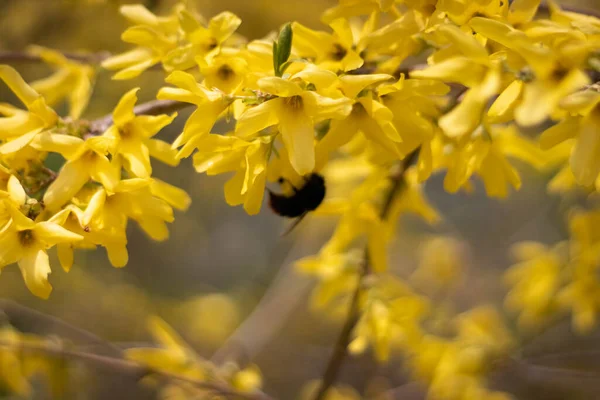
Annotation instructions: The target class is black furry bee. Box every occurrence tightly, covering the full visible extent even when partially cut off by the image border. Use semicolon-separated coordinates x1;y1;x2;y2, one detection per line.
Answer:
268;173;326;222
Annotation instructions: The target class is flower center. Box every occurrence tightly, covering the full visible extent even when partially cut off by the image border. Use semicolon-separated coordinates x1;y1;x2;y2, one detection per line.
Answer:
19;229;36;247
284;95;304;111
351;102;367;117
330;43;347;61
217;64;235;81
550;66;569;82
119;122;134;140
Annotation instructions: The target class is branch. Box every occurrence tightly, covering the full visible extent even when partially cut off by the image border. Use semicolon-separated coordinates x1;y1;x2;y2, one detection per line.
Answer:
88;99;193;135
311;149;420;400
538;2;600;19
0;338;275;400
0;50;111;65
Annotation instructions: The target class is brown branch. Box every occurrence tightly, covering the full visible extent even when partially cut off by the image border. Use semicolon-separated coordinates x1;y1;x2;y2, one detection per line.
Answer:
538;2;600;19
0;50;111;65
0;338;275;400
311;148;420;400
88;99;193;135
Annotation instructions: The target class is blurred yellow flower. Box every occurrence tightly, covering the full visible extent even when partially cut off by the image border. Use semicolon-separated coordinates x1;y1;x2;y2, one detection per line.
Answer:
28;46;95;119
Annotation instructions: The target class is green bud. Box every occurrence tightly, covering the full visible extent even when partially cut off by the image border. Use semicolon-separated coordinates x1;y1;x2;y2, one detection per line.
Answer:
273;23;293;77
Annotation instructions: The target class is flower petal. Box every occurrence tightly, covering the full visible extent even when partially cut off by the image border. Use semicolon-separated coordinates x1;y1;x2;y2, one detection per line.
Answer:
18;249;52;299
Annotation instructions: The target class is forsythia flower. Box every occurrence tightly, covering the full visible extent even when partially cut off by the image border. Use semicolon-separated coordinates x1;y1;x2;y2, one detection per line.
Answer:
504;241;565;329
101;88;178;177
540;90;600;187
0;65;58;155
0;176;82;298
28;46;95;119
236;74;352;174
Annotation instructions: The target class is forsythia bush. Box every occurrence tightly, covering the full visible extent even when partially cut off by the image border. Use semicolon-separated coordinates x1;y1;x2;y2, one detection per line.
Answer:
0;0;599;399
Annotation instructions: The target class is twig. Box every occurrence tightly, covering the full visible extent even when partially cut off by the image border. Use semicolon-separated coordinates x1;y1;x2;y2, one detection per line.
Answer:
538;2;600;19
0;338;275;400
311;149;420;400
0;50;111;65
0;299;122;356
89;99;193;135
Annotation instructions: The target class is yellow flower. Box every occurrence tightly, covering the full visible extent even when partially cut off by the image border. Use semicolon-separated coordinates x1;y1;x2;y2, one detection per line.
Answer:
126;316;205;378
412;236;464;293
436;0;508;26
540;91;600;187
101;4;182;79
504;241;565;329
0;176;82;298
469;17;591;126
199;51;248;94
236;74;352;174
43;137;120;211
442;125;543;198
47;204;126;272
557;277;600;334
379;75;449;159
297;248;363;309
411;24;502;138
292;18;364;72
158;71;231;158
0;65;58;154
175;10;242;68
84;178;183;249
28;46;95;119
101;88;178;178
316;74;402;165
349;275;429;361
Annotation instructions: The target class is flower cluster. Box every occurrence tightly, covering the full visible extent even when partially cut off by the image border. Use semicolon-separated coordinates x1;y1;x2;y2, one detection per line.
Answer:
1;0;600;399
0;66;189;299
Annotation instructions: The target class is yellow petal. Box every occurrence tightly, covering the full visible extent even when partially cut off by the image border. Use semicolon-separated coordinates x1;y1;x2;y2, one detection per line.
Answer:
539;117;579;150
105;243;129;268
437;24;489;64
18;249;52;299
488;80;523;122
570;122;600;186
257;77;303;97
7;175;26;206
0;65;41;107
0;129;40;154
235;99;280;138
43;160;90;210
279;111;315;175
113;88;140;127
34;222;82;246
339;74;393;99
410;58;487;87
150;179;191;211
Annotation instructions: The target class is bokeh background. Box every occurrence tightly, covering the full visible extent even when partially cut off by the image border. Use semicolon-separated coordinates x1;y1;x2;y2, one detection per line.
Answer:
1;0;600;399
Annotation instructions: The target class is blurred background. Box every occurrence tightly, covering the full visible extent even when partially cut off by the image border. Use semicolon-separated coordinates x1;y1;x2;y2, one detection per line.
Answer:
1;0;600;399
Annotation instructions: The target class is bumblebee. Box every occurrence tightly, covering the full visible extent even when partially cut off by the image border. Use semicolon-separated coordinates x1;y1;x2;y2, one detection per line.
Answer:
268;173;326;219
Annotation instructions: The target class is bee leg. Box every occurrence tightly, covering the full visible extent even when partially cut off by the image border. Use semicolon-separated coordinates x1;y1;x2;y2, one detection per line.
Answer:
281;211;309;236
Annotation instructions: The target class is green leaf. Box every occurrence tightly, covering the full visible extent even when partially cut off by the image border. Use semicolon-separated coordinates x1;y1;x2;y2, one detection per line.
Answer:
273;23;293;77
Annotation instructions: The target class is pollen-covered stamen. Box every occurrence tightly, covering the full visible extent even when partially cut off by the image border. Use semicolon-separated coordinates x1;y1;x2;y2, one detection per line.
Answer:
19;229;36;247
330;43;347;61
217;64;235;81
284;95;304;112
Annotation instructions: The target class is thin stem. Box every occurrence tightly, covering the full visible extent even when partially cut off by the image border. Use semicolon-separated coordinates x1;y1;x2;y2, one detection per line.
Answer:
0;50;111;65
311;148;420;400
0;338;274;400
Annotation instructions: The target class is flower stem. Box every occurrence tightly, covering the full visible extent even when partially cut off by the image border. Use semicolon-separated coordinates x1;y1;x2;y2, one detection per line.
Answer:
311;148;420;400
